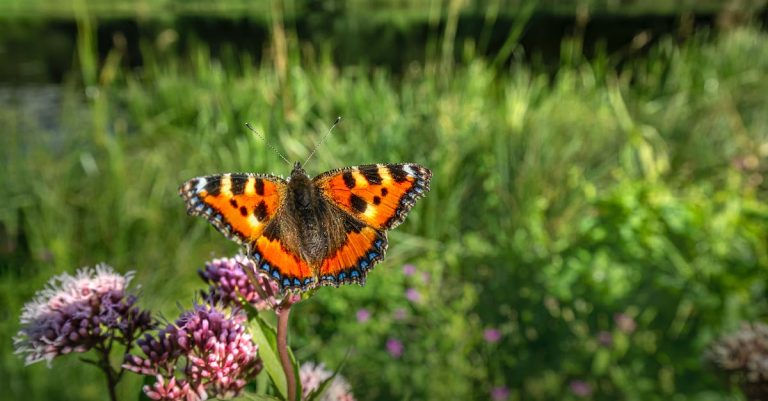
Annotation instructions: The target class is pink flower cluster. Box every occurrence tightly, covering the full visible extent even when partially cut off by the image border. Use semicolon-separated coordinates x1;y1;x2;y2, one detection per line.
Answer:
124;302;262;400
14;265;152;366
199;255;284;310
300;361;356;401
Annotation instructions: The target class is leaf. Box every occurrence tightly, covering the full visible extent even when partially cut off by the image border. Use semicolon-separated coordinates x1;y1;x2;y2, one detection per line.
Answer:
249;313;286;400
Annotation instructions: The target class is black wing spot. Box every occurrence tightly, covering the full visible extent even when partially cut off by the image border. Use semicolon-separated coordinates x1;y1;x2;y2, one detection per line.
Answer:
389;165;408;183
231;178;246;194
230;199;239;208
360;166;383;185
342;171;356;189
373;196;381;205
350;194;367;213
239;206;248;216
255;178;265;196
205;180;222;196
254;201;268;221
381;188;388;197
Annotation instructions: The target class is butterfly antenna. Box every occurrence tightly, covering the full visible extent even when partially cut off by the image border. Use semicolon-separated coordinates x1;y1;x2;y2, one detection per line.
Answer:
303;116;342;168
245;123;291;166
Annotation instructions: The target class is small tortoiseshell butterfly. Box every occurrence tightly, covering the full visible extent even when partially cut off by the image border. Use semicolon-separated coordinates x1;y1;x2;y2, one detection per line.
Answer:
179;161;431;293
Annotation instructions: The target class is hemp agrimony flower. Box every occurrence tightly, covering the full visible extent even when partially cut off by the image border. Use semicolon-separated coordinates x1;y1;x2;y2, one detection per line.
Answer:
200;255;284;310
14;264;152;366
124;301;262;400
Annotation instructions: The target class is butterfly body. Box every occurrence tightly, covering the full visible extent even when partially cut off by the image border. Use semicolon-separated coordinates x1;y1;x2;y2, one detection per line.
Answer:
180;162;431;293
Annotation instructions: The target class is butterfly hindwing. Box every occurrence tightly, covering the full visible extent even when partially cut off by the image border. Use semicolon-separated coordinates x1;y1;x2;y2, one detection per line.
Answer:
313;163;432;230
179;173;286;245
251;232;316;291
317;209;389;286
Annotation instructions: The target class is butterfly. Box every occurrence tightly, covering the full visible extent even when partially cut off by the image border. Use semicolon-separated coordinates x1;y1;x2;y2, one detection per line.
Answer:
179;162;431;293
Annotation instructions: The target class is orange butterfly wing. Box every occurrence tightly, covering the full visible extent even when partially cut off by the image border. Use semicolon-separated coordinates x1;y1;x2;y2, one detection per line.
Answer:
312;163;431;286
179;173;286;244
180;173;316;291
313;163;432;230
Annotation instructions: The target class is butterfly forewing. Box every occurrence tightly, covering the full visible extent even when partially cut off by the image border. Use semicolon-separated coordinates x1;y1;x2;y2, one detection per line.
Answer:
178;173;287;244
313;163;432;230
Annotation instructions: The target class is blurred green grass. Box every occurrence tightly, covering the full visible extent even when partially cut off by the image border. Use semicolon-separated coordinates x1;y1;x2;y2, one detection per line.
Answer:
1;12;768;401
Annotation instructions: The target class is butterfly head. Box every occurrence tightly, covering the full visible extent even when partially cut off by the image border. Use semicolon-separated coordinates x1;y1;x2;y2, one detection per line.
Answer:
291;161;308;178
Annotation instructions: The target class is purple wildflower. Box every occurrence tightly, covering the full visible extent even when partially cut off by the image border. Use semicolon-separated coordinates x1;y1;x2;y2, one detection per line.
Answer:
124;302;262;400
421;271;431;284
392;308;407;321
484;328;502;344
386;338;404;358
569;380;593;397
199;255;280;310
491;386;510;401
405;288;421;303
14;264;152;366
356;308;370;323
614;313;637;334
402;264;416;276
299;361;356;401
597;331;613;347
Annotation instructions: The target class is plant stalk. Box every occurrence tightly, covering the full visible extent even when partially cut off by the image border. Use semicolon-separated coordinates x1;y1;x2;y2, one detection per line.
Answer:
277;302;296;401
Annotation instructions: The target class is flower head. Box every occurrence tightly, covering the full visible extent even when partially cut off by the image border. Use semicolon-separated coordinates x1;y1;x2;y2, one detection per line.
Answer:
299;361;356;401
199;255;280;310
386;338;404;358
491;386;510;401
614;313;637;334
484;328;502;343
14;264;152;366
569;380;592;397
405;288;421;303
392;308;407;321
705;322;768;390
356;308;370;323
124;302;262;400
597;331;613;347
402;264;416;276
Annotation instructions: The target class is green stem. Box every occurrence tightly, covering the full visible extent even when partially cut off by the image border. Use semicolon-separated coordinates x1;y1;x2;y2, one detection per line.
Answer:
277;302;296;401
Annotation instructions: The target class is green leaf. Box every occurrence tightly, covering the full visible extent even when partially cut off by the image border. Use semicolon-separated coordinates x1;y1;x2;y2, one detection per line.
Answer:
249;313;286;400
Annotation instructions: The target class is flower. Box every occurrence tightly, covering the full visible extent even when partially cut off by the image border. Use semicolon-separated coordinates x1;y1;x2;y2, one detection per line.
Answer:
124;302;262;400
199;255;280;310
405;288;421;303
484;328;502;343
386;338;404;358
597;331;613;347
14;264;152;366
392;308;407;321
356;308;370;323
705;321;768;399
402;264;416;276
569;380;592;397
491;386;510;401
614;313;637;334
299;361;356;401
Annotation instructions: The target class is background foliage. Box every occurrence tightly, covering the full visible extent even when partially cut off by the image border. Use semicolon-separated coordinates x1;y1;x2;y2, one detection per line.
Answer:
1;1;767;400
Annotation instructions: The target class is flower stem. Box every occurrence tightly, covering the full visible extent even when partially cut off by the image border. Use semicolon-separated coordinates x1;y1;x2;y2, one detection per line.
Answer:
277;302;296;401
95;344;119;401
